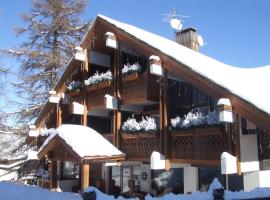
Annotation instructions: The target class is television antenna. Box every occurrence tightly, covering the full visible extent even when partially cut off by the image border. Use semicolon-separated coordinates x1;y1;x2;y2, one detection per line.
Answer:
163;8;189;31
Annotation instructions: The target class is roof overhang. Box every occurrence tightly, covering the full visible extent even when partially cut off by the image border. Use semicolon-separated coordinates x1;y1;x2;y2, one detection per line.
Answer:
37;125;125;163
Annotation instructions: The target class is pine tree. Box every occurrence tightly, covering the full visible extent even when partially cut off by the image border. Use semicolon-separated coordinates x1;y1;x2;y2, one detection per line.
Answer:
6;0;89;124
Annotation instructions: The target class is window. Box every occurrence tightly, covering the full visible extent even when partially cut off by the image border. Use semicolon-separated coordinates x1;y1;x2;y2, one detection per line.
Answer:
62;162;79;179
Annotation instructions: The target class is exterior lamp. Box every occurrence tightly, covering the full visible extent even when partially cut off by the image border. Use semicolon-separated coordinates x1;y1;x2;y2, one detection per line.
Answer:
28;125;39;138
48;90;60;104
217;98;233;123
105;94;118;110
74;46;86;61
149;55;163;76
105;32;118;49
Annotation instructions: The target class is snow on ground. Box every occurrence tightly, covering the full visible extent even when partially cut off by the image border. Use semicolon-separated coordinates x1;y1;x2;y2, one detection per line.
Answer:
0;182;81;200
1;179;270;200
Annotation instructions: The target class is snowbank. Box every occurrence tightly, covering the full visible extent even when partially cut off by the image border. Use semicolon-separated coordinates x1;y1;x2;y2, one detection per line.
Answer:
1;180;270;200
0;182;81;200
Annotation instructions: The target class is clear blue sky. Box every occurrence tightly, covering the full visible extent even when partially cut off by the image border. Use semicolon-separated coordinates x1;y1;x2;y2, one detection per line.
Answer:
1;0;270;68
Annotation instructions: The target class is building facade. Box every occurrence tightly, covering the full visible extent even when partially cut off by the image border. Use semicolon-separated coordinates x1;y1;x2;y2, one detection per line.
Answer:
25;15;270;196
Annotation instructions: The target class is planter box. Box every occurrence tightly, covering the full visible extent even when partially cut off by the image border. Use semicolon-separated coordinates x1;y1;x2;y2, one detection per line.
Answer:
122;72;140;83
67;89;81;97
86;80;112;92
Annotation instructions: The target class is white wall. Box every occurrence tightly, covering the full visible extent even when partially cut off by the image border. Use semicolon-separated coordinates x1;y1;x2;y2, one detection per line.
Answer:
243;170;270;191
240;130;259;172
184;167;198;193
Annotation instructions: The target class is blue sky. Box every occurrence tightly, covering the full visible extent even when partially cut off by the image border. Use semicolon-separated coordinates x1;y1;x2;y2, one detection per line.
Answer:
1;0;270;68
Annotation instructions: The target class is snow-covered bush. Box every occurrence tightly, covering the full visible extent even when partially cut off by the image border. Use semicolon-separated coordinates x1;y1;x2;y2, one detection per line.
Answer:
84;70;112;86
122;62;142;75
122;116;157;133
67;80;81;91
171;109;220;129
40;128;55;136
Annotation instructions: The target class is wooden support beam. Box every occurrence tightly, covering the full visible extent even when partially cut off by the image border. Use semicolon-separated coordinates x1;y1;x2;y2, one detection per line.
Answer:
159;76;164;154
113;46;122;148
163;69;169;158
82;49;89;126
56;104;62;128
50;161;57;189
235;114;242;175
81;163;90;191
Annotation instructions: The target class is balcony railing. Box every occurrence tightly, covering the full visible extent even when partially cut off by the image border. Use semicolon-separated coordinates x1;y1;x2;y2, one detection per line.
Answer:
121;132;159;160
121;72;159;105
170;126;231;163
87;82;113;109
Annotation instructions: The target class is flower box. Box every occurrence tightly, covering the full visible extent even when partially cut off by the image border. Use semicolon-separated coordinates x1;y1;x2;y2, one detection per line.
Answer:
122;72;140;83
67;88;81;97
86;80;112;92
122;131;158;138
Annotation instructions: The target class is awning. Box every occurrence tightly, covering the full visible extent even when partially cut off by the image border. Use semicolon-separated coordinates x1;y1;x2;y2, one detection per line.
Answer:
38;124;125;163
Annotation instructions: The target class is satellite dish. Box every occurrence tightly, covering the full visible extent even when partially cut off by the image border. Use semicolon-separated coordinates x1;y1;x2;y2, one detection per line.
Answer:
197;35;204;47
170;18;183;31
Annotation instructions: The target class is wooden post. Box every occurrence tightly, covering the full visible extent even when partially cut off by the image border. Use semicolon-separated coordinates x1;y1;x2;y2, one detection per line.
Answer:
159;76;164;154
82;49;89;126
235;114;242;175
163;69;169;158
81;163;90;191
50;161;57;189
56;104;62;128
113;47;121;148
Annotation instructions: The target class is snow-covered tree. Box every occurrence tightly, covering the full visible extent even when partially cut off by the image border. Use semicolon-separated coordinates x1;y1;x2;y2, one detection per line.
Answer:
3;0;89;124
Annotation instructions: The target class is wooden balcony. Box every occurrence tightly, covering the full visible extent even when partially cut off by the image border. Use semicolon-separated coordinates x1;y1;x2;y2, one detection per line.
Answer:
121;72;159;105
87;81;113;109
121;132;159;160
170;127;231;165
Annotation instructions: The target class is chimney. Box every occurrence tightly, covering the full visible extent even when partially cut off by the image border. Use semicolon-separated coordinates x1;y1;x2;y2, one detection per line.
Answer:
176;27;199;51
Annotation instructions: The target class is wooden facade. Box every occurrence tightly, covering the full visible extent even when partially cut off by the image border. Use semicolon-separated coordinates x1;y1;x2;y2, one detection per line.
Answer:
26;15;270;194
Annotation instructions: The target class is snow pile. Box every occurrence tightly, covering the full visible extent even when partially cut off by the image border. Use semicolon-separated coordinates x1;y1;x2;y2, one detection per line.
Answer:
225;188;270;199
1;180;270;200
84;186;139;200
122;62;142;74
122;116;157;133
84;70;112;86
0;182;81;200
170;109;219;129
67;80;82;91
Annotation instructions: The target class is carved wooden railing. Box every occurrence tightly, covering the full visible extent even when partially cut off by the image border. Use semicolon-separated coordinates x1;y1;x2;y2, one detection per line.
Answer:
121;72;159;104
121;132;159;160
170;127;230;163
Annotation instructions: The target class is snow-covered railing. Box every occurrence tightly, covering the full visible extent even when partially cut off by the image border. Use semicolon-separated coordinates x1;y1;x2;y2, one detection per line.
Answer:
122;116;157;133
122;62;142;75
170;108;220;130
84;70;112;86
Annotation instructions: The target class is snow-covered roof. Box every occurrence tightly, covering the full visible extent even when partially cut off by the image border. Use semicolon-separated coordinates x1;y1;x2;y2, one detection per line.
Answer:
97;14;270;116
38;124;125;160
